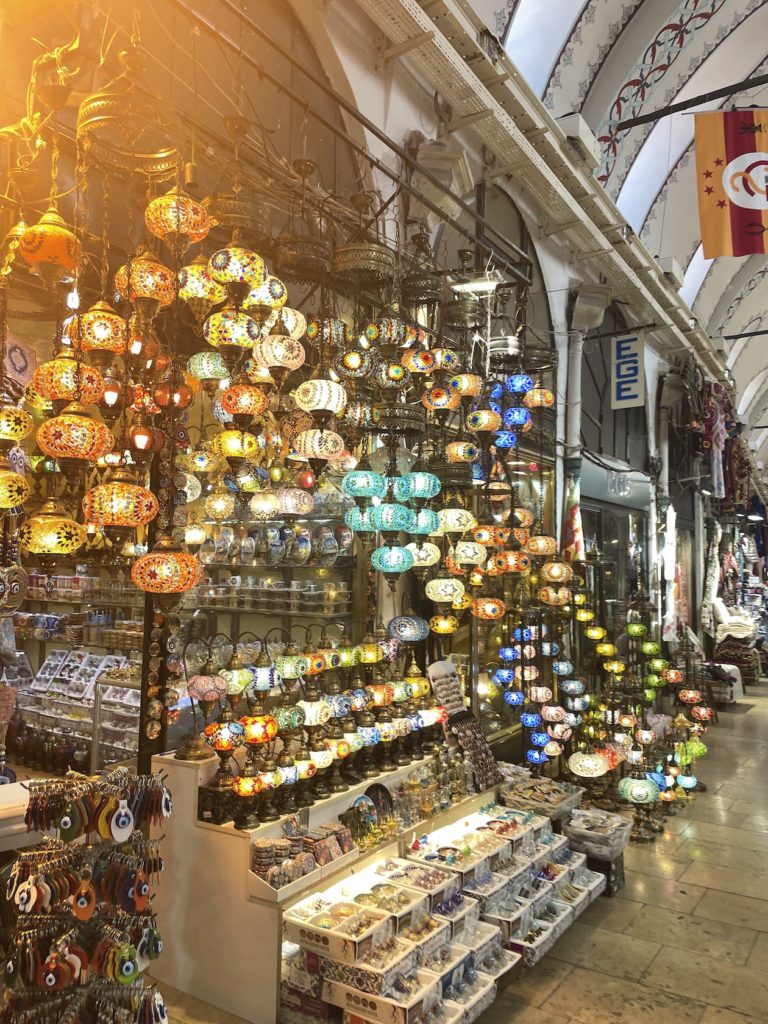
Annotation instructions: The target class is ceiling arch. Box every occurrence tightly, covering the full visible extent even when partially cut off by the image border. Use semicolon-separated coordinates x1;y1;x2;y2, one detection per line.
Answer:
501;0;768;459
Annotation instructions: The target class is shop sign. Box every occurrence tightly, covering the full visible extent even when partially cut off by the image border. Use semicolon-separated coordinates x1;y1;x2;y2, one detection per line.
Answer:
610;334;644;410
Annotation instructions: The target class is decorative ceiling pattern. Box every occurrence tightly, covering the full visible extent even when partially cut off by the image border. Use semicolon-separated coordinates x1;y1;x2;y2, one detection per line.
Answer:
501;0;768;458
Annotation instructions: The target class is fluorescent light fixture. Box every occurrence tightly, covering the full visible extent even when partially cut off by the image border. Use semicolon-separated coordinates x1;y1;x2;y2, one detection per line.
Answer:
747;512;763;522
451;269;503;295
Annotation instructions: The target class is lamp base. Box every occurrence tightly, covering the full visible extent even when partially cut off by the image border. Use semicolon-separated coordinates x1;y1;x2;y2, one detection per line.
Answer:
175;733;213;762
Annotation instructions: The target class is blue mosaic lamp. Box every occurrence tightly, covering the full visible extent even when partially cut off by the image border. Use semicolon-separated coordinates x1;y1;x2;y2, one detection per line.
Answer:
504;373;535;394
388;615;429;644
369;503;417;533
342;467;387;502
503;407;532;428
503;689;525;706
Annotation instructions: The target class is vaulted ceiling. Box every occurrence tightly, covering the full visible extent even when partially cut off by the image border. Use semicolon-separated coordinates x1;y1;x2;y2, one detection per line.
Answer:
499;0;768;459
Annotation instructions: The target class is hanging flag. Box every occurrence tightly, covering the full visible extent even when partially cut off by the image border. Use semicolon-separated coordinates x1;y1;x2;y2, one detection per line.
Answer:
694;109;768;258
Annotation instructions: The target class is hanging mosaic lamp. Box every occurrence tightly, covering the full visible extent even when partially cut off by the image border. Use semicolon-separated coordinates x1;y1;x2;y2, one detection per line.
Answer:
211;429;259;468
115;249;176;326
73;301;128;360
82;469;159;528
187;350;229;395
36;402;114;472
205;486;236;522
203;306;260;354
178;255;227;332
220;379;268;427
18;499;86;557
131;538;203;596
243;275;288;325
208;244;267;305
145;187;210;255
19;206;80;284
33;352;105;408
0;458;30;510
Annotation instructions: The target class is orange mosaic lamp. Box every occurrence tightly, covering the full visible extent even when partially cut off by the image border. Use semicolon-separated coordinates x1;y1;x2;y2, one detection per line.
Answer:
0;460;30;509
36;402;114;472
131;538;203;597
18;499;86;557
220;379;268;426
19;207;80;284
33;353;105;407
115;249;176;329
69;301;128;361
145;187;210;255
82;470;159;528
0;404;33;450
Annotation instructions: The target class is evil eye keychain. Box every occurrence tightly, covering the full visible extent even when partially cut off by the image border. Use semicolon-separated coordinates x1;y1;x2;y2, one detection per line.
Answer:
72;868;96;922
14;877;37;914
114;942;139;985
110;798;135;843
58;801;84;843
136;922;163;972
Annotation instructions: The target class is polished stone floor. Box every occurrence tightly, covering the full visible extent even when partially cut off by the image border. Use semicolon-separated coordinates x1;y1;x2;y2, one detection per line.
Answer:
159;680;768;1024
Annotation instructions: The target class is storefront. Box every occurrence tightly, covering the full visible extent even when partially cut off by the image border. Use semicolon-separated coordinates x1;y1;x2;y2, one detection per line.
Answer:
0;3;764;1024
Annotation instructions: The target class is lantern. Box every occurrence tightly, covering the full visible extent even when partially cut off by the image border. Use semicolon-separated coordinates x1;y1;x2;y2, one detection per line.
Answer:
568;751;609;778
37;403;114;467
115;249;176;317
306;316;348;347
618;777;659;804
422;387;461;414
471;596;505;620
205;488;236;522
240;715;279;744
425;576;465;605
437;507;477;534
145;187;209;254
371;545;414;576
466;409;501;433
541;561;574;583
19;207;80;283
523;387;555;409
527;535;558;556
33;353;105;406
0;464;30;509
211;429;259;466
203;307;260;351
82;472;159;528
74;301;128;359
208;245;266;305
253;335;306;373
178;255;227;330
294;379;347;417
277;487;315;517
131;539;204;595
220;381;268;424
18;499;85;556
429;614;458;635
405;541;441;569
342;468;387;501
293;429;345;463
0;404;32;449
250;490;280;522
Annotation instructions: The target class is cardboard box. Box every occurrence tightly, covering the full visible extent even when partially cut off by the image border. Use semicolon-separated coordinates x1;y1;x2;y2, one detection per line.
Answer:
322;969;440;1024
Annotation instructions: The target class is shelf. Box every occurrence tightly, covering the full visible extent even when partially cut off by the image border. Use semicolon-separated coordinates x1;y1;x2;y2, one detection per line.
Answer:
24;597;145;609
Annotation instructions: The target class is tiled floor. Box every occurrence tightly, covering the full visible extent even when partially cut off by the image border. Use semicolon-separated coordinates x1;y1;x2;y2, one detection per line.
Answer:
159;680;768;1024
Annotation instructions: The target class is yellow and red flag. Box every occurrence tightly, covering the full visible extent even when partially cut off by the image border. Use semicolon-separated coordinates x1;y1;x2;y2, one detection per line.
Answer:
694;109;768;258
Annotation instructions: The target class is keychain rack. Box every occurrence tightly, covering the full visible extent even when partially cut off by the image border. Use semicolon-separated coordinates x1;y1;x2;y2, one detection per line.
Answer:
1;768;173;1024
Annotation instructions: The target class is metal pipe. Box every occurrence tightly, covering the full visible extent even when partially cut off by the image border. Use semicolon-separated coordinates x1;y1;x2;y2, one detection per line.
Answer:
172;0;531;283
615;71;768;132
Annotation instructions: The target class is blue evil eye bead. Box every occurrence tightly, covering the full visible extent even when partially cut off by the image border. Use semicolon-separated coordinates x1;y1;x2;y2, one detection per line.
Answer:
388;615;429;643
493;430;518;449
561;678;586;695
499;646;517;662
371;545;414;574
520;711;542;728
526;749;549;765
503;689;525;706
411;508;440;535
540;642;560;656
345;507;375;532
552;659;574;676
504;373;535;394
530;731;549;747
494;668;515;684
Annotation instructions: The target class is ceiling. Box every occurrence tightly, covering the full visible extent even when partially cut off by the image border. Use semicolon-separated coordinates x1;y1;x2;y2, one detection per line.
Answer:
498;0;768;459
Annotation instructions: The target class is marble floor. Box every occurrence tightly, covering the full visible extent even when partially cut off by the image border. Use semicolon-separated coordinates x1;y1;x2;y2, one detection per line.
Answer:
159;680;768;1024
